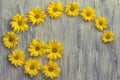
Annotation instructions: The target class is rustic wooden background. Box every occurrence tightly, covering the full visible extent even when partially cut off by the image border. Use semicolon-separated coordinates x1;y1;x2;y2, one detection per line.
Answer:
0;0;120;80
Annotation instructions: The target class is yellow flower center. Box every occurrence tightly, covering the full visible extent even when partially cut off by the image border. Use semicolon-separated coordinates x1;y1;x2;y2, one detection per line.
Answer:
99;21;103;26
14;55;19;60
48;67;54;72
18;21;22;25
30;65;35;70
35;46;40;51
52;48;57;53
106;34;111;39
86;12;91;17
53;7;58;12
70;7;75;11
35;15;39;19
9;37;14;42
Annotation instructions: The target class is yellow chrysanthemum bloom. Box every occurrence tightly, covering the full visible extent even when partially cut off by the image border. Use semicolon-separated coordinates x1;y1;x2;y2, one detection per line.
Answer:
41;61;60;78
8;49;25;67
47;2;63;18
2;32;19;49
80;8;95;21
28;40;46;57
102;31;114;43
28;8;46;25
46;40;63;60
65;2;80;17
95;17;107;31
10;14;28;33
24;58;41;77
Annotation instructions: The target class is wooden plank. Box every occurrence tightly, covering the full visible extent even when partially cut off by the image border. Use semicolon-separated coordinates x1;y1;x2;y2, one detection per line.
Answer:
0;0;120;80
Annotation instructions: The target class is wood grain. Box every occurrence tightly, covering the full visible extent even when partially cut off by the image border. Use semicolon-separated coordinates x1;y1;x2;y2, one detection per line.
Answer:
0;0;120;80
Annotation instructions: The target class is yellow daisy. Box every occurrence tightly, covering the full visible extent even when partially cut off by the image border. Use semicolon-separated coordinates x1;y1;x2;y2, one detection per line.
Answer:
2;32;19;49
46;40;63;60
65;2;80;17
80;8;95;21
47;2;63;18
10;14;28;33
41;61;60;78
101;31;114;43
28;8;46;25
28;39;46;57
95;17;107;31
8;49;25;67
24;58;41;77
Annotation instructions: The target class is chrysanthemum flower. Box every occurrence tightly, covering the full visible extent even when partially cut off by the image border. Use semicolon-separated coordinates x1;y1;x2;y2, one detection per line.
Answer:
47;2;63;18
8;49;25;67
46;40;63;60
28;39;46;57
24;58;41;77
10;14;28;33
101;31;114;43
95;17;107;31
80;8;95;21
41;61;60;78
65;2;80;17
2;32;19;49
28;8;46;25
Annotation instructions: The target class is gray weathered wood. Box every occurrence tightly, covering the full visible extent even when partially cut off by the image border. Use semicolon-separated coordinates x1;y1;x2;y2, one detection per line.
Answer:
0;0;120;80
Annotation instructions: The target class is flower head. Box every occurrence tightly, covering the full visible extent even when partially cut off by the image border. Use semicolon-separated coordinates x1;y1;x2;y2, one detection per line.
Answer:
28;8;46;25
24;58;41;77
8;49;25;67
28;39;46;57
2;32;19;49
65;2;80;17
46;40;63;60
47;2;63;18
41;61;60;78
102;31;114;43
80;8;95;21
10;14;28;33
95;17;107;31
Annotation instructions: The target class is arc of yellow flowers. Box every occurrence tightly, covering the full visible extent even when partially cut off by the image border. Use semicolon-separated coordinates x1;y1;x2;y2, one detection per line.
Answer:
2;1;115;79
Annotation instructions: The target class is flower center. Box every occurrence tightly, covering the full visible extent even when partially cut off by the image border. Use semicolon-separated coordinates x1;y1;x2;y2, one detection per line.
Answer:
106;35;111;39
14;55;19;60
35;15;39;19
30;65;35;70
18;21;22;25
70;7;75;11
52;48;57;53
9;37;14;42
86;12;91;17
35;46;40;51
99;21;103;26
53;7;58;12
48;67;53;72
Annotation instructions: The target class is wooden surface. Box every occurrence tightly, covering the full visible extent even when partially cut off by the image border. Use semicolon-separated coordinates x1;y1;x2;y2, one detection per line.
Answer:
0;0;120;80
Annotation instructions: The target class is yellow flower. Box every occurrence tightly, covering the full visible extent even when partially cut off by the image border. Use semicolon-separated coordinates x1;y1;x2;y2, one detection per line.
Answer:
80;8;95;21
65;2;80;17
8;49;25;67
41;61;60;78
102;31;114;43
2;32;19;49
95;17;107;31
24;58;41;77
28;39;46;57
10;14;28;33
46;40;63;60
28;8;46;25
47;2;63;18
